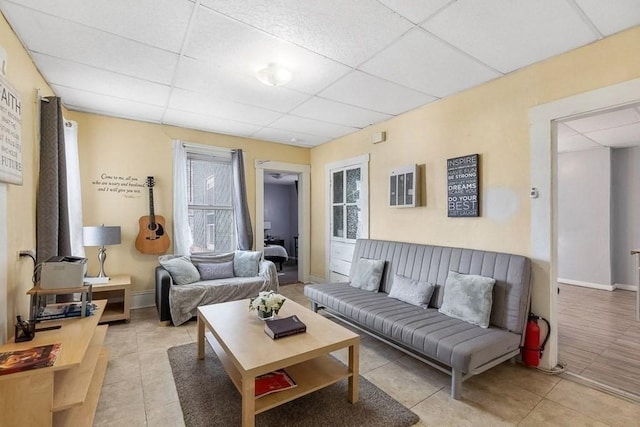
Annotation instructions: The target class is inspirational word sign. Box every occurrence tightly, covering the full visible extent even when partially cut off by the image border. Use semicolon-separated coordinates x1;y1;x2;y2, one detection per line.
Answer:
92;173;144;198
447;154;479;217
0;73;22;184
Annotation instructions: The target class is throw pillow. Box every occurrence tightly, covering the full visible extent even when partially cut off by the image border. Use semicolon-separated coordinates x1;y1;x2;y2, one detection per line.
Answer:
388;274;435;307
234;250;262;277
350;258;385;292
158;255;200;286
196;260;234;280
438;271;496;328
190;251;234;265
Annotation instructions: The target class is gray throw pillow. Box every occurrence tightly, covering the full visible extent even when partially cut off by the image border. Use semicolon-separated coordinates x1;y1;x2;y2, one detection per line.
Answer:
158;255;200;286
438;271;496;328
190;251;234;265
196;261;234;280
233;251;262;277
350;258;385;292
388;274;435;307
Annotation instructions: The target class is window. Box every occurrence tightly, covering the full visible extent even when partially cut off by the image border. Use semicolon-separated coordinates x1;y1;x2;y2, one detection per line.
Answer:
331;166;363;241
186;152;235;253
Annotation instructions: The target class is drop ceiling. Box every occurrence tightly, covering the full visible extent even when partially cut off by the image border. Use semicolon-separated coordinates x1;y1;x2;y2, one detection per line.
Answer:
1;0;639;148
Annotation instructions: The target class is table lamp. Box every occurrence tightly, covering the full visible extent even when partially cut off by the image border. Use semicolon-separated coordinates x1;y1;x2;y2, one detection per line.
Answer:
83;225;121;279
264;221;272;239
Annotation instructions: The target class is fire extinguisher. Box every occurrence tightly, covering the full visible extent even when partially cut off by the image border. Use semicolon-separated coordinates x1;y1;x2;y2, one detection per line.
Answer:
521;313;550;367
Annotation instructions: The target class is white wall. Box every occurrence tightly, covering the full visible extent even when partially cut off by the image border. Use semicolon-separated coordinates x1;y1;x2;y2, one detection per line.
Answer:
558;148;612;287
612;146;640;288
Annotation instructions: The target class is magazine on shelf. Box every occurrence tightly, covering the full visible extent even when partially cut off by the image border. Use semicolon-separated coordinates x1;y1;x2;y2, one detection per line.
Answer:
264;315;307;339
255;369;297;398
0;343;61;376
36;302;97;321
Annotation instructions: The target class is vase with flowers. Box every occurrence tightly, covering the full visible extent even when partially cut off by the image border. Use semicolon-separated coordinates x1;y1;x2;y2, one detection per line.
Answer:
249;291;286;320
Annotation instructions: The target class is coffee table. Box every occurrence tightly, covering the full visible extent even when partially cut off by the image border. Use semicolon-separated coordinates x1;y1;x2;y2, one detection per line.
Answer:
197;298;360;427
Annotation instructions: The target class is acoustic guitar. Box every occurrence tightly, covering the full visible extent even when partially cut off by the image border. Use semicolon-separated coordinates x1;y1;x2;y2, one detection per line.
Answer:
135;176;170;254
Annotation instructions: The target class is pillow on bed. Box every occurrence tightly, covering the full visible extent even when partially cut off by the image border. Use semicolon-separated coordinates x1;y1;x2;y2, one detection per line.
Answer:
350;258;385;292
388;274;435;307
234;250;262;277
196;261;234;280
158;255;200;286
438;271;496;328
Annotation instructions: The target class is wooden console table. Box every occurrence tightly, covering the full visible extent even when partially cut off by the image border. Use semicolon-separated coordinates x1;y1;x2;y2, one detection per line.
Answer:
0;300;109;426
92;275;131;323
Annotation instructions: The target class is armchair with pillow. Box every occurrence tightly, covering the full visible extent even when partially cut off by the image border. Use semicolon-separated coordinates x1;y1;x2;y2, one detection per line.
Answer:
155;251;279;325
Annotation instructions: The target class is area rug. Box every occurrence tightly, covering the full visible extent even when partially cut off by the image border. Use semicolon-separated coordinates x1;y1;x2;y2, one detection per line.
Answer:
168;343;419;427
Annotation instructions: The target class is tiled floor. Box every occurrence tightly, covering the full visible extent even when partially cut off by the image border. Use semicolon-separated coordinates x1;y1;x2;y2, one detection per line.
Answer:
95;284;640;426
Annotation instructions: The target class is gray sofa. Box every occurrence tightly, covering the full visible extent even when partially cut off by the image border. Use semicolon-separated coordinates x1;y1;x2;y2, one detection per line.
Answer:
304;238;531;400
156;252;279;326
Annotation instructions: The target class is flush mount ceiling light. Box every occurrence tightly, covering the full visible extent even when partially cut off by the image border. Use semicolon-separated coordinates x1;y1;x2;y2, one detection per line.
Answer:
256;63;292;87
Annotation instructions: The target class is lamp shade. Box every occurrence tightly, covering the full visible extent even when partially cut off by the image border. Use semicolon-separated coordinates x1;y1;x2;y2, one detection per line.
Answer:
83;225;121;246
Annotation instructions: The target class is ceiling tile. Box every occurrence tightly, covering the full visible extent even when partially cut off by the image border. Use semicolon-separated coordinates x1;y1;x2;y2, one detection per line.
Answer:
584;122;640;148
163;109;262;137
563;107;640;134
291;97;392;128
360;28;501;98
185;6;351;94
7;0;194;53
168;88;282;127
252;127;330;147
53;85;166;123
198;0;413;67
422;0;598;73
269;115;358;139
557;133;602;153
1;3;179;84
377;0;453;24
319;70;436;115
33;53;171;107
574;0;640;36
174;57;311;113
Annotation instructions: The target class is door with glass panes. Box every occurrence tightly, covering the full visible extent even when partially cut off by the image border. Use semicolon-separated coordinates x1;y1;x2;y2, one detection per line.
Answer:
328;160;368;282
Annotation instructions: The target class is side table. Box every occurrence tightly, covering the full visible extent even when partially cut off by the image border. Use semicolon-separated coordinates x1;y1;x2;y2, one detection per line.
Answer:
92;275;131;323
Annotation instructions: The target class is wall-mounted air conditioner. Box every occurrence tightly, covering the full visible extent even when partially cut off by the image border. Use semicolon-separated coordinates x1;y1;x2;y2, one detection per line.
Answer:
389;164;418;208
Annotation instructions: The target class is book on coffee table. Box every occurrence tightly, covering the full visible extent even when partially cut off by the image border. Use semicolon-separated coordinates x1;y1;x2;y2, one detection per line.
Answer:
264;315;307;339
255;369;297;398
0;343;61;376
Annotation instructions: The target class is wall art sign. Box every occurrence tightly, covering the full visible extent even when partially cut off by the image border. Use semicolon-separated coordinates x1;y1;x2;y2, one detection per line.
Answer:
0;73;22;185
447;154;479;217
91;173;144;199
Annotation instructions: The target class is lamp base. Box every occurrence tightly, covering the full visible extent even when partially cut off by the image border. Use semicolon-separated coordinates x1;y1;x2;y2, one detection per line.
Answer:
84;276;109;284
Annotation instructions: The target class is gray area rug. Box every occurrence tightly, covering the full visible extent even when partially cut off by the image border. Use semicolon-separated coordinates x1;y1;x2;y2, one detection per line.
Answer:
168;342;419;427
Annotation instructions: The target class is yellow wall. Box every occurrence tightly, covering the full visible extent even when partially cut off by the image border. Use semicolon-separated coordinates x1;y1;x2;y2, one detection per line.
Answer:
66;111;310;293
1;14;55;338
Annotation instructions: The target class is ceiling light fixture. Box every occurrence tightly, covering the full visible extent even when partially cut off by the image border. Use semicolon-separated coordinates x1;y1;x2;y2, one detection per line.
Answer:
256;63;292;87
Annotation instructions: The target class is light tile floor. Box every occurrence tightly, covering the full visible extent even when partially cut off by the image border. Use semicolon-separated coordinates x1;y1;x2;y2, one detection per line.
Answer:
95;284;640;426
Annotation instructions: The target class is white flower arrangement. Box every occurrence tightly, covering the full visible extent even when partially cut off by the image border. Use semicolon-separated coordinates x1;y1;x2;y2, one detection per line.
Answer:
249;291;286;315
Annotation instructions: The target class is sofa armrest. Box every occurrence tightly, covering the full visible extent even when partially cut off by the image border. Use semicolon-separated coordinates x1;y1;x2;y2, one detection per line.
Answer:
259;260;279;292
155;266;173;322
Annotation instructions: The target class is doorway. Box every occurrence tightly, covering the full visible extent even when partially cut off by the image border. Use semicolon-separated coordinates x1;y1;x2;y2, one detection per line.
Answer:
529;76;640;397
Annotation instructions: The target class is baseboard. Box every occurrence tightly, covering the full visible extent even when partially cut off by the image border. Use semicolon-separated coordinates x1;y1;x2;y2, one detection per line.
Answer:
131;290;155;309
558;278;615;291
614;283;638;292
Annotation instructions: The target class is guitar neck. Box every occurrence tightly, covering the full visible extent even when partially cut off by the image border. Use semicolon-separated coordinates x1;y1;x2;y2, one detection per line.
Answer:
148;186;156;225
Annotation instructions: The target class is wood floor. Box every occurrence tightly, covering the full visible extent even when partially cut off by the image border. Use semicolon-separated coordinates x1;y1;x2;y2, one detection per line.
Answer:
558;283;640;398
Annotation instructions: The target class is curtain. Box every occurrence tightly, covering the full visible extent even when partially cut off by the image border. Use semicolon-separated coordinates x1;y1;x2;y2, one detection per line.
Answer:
232;149;253;250
173;140;192;255
36;96;71;262
64;120;84;257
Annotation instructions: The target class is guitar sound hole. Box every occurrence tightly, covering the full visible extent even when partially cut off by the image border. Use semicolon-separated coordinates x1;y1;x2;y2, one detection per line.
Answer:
147;223;158;231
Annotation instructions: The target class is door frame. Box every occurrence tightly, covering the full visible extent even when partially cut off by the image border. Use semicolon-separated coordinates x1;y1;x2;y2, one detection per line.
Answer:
529;76;640;368
255;160;310;283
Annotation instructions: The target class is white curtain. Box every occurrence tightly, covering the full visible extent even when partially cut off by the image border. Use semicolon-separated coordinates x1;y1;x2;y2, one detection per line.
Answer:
64;120;84;257
173;140;192;255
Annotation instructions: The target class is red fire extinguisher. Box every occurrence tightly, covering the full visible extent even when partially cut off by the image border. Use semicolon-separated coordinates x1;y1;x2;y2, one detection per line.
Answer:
521;313;550;367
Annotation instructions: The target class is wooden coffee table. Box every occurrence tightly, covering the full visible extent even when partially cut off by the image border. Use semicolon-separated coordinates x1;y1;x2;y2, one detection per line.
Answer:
197;299;360;427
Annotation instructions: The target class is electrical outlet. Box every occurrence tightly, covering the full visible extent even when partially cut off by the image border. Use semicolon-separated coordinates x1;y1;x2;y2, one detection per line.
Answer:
18;249;35;259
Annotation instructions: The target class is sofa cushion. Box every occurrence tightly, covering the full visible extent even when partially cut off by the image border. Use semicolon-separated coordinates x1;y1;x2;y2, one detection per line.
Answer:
350;258;385;292
158;255;200;285
190;251;235;265
234;250;262;277
196;260;234;280
438;271;496;328
388;274;435;307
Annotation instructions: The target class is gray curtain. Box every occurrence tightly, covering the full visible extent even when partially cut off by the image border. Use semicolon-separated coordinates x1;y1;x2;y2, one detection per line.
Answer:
231;149;253;250
36;96;71;263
